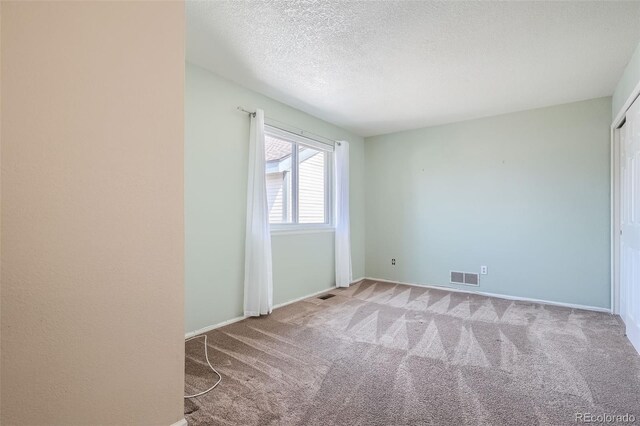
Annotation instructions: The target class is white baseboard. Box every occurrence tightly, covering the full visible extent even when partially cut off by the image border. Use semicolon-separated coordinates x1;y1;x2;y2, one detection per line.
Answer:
364;277;612;314
185;278;364;339
171;418;187;426
185;314;247;339
185;277;610;339
272;286;335;310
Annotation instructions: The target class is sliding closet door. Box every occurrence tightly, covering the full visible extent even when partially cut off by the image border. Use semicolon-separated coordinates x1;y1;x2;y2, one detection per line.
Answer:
621;98;640;353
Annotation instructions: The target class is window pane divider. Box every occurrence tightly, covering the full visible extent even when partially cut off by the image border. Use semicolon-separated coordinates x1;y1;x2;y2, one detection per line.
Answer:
291;142;299;223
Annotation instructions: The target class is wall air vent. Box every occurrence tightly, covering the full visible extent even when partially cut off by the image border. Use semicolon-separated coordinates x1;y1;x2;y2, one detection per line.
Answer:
450;271;479;286
450;271;464;284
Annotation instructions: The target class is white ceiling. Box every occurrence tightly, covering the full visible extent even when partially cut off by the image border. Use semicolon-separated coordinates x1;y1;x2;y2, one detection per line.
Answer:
187;1;640;137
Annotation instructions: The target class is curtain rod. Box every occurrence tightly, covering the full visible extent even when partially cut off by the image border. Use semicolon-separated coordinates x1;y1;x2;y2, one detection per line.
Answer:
236;106;340;146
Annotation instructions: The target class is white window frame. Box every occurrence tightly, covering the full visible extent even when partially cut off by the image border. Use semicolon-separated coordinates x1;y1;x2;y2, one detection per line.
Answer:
265;125;334;234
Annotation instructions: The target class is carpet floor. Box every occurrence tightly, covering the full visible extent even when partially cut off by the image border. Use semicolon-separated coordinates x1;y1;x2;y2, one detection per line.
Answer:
184;280;640;425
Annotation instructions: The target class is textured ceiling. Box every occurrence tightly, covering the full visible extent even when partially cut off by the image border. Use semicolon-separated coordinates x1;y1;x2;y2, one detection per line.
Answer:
187;1;640;137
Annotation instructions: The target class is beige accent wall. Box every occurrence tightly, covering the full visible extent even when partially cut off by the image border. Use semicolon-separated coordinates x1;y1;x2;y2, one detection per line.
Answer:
1;2;185;425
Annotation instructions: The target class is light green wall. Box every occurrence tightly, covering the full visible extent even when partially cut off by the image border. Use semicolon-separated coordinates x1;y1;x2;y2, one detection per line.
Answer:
613;41;640;117
364;97;612;309
185;63;365;333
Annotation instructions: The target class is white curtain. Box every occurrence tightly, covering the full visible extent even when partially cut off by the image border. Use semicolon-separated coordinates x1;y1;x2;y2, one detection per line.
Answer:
243;109;273;316
334;141;352;287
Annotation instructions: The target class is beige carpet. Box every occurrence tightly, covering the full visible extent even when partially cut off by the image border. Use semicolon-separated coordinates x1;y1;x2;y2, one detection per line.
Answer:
184;280;640;425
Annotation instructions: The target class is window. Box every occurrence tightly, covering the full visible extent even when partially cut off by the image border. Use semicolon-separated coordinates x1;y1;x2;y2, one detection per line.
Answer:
264;126;333;229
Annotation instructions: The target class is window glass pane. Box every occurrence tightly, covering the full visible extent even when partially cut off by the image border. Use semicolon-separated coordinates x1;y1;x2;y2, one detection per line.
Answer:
265;134;293;224
298;145;326;224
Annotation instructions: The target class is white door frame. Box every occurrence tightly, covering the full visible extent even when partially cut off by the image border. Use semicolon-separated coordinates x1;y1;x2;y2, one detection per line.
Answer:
611;80;640;315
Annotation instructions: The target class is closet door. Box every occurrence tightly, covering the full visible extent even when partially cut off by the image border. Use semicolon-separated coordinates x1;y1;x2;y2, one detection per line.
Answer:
621;98;640;353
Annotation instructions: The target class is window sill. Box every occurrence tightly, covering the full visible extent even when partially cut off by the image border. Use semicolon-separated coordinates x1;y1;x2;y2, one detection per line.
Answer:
270;226;335;236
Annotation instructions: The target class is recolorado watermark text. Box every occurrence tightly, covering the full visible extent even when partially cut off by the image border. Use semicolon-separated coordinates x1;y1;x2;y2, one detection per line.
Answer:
575;413;636;423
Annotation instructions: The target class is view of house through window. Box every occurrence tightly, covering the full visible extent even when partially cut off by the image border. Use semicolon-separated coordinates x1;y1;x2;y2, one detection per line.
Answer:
265;127;330;226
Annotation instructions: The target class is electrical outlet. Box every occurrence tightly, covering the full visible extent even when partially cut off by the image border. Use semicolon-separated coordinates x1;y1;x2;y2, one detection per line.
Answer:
391;258;396;266
480;265;488;275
